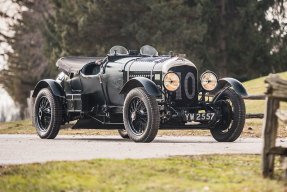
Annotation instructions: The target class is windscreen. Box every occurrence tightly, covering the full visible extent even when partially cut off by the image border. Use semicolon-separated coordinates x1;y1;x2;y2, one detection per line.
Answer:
109;45;128;55
140;45;158;56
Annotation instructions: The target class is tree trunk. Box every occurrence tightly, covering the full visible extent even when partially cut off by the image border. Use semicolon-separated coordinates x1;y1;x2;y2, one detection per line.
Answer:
218;0;227;77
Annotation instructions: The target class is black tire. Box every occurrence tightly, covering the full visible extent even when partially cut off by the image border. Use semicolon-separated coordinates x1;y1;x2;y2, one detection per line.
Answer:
33;88;63;139
123;87;160;142
118;129;129;139
210;88;245;142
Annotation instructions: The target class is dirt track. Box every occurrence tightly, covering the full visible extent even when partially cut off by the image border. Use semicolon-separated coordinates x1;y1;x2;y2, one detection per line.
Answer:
1;134;287;165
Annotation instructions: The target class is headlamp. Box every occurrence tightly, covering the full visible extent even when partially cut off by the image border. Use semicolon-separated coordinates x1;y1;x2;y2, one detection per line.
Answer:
200;71;218;91
163;72;180;91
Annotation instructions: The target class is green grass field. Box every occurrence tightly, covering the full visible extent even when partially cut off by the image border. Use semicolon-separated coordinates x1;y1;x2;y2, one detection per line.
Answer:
0;155;286;192
244;71;287;113
1;71;287;137
243;72;287;137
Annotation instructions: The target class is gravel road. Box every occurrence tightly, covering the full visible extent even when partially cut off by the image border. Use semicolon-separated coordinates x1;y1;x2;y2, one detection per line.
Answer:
1;134;287;165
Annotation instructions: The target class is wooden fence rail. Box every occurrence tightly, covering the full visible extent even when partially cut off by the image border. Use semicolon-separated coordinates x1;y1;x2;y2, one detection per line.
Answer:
242;94;265;100
243;94;265;119
200;93;266;119
261;74;287;179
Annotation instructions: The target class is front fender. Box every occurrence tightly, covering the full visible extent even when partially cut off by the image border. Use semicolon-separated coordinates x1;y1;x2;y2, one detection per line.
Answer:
210;78;248;96
32;79;65;98
120;77;161;97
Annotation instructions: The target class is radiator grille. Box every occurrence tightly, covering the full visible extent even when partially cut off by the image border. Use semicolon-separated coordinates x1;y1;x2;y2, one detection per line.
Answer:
169;66;198;107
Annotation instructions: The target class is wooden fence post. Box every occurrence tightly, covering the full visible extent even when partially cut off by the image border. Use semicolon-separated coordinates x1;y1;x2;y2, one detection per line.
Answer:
261;97;279;178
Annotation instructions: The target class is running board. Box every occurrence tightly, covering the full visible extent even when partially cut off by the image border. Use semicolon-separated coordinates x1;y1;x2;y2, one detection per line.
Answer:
72;118;124;129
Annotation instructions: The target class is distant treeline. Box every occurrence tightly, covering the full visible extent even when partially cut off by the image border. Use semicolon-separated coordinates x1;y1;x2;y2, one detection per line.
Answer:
1;0;287;114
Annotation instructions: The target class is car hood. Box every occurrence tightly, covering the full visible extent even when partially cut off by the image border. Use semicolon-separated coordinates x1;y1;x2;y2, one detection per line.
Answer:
118;56;196;74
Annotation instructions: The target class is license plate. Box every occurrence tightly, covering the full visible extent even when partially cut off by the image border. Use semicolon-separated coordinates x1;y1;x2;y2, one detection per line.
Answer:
184;112;215;122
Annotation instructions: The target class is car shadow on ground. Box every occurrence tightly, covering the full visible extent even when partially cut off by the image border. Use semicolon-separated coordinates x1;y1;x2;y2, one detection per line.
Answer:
53;136;264;143
54;137;224;143
55;137;130;142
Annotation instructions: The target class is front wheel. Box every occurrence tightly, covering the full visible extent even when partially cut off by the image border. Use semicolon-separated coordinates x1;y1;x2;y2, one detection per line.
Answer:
210;88;245;142
33;88;63;139
123;87;160;143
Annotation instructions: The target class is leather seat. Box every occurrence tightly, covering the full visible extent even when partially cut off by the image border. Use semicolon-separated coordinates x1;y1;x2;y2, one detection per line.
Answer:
56;57;104;74
81;63;101;75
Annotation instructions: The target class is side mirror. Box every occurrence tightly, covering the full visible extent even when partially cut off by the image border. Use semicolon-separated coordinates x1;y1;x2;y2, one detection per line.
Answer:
69;72;74;79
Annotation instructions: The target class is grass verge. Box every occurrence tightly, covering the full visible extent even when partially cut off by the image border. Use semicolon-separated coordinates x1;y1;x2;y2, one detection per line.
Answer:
0;155;286;192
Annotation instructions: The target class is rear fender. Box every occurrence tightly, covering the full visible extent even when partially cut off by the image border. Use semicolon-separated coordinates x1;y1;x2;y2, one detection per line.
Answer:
32;79;65;98
119;77;161;97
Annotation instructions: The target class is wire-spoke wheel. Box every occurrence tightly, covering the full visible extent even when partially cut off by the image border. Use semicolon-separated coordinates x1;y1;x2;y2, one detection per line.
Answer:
123;87;160;142
118;129;129;139
33;88;63;139
128;97;148;135
37;96;52;131
210;88;245;142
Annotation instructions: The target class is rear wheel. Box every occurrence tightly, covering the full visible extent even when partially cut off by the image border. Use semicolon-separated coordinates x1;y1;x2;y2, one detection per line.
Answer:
210;88;245;142
33;88;63;139
123;87;160;142
118;129;129;139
